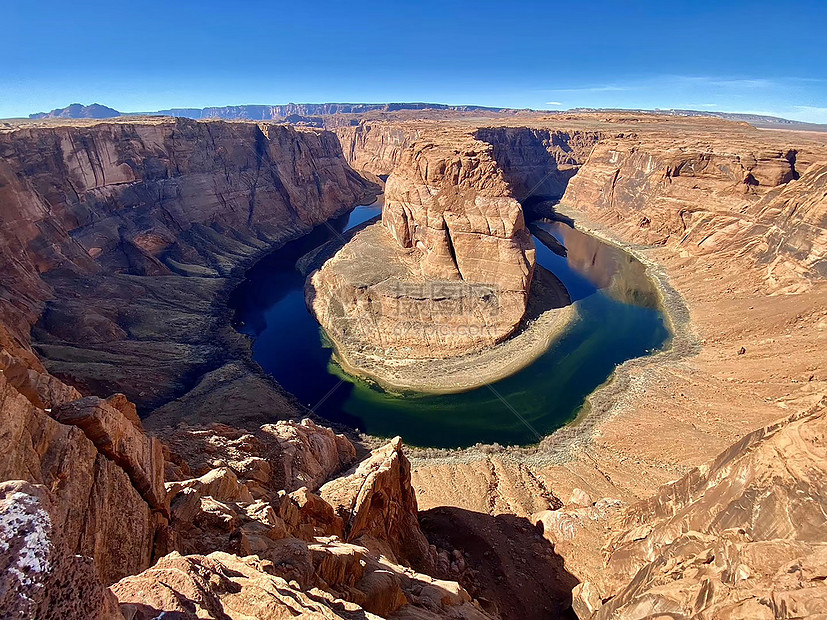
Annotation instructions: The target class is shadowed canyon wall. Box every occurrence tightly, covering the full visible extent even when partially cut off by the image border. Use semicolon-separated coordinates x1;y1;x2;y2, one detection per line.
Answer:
0;118;377;413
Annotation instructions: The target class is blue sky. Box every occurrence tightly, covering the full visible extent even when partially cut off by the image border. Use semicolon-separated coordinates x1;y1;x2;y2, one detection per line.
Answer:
3;0;826;122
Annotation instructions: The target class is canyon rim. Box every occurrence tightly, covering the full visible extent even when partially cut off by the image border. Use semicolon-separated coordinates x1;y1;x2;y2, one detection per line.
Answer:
0;107;824;619
2;2;827;616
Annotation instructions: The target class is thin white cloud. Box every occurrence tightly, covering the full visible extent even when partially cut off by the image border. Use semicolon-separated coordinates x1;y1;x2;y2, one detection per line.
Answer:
794;105;827;113
675;76;776;89
792;105;827;123
545;101;563;106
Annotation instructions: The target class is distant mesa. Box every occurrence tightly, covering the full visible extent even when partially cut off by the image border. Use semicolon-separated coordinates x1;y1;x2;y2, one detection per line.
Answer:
569;106;827;131
26;102;527;121
29;102;122;119
150;102;520;120
24;102;827;132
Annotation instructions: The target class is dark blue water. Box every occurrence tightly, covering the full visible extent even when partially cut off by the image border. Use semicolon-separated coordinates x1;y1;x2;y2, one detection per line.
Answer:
230;202;670;448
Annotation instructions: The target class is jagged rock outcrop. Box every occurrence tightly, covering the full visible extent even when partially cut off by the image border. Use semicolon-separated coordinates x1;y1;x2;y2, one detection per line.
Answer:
321;437;432;570
52;396;168;514
567;398;827;619
112;548;492;620
112;551;380;620
115;437;492;619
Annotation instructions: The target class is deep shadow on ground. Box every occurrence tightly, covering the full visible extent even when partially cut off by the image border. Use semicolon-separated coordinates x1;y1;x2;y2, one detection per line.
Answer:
420;507;579;619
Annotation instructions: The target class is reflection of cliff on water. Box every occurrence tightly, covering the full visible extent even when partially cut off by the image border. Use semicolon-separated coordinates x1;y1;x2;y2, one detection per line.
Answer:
530;220;660;309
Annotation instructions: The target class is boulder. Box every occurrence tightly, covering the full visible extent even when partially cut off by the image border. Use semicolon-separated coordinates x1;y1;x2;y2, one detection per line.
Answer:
0;480;124;619
321;437;432;570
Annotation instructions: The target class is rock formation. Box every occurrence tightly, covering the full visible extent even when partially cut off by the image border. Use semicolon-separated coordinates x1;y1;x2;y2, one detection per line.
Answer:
561;398;827;619
307;126;545;388
0;480;123;619
321;436;432;569
158;418;357;494
558;125;827;295
0;371;164;586
116;433;493;619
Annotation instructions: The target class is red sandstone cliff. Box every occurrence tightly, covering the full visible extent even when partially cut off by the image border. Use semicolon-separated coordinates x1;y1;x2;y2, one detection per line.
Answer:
0;118;377;414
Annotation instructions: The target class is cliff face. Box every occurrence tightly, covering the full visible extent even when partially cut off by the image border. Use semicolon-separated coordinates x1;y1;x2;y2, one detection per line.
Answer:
0;118;377;412
334;121;422;176
560;133;826;293
474;126;602;201
308;127;539;376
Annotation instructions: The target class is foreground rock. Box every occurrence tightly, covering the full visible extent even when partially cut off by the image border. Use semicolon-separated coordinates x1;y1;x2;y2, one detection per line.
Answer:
0;480;123;619
115;435;493;619
159;417;357;493
113;549;492;620
563;398;827;619
321;436;432;569
0;371;166;585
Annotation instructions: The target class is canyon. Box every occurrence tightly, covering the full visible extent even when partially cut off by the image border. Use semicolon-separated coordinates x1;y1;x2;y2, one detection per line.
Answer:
0;109;825;619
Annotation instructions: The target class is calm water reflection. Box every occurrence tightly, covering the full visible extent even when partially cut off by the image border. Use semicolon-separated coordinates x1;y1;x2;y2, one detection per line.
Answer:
230;204;670;448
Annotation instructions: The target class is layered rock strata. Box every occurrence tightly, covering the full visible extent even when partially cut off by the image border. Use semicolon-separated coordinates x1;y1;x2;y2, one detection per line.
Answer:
559;129;826;293
308;128;547;388
0;117;377;416
558;398;827;619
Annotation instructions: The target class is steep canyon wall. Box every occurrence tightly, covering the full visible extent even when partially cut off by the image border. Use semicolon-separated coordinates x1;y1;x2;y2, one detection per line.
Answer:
0;118;377;412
